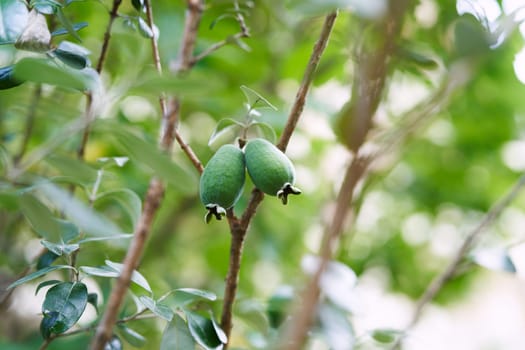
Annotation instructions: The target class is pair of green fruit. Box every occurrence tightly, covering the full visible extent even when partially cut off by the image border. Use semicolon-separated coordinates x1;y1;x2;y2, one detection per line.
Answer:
199;138;301;223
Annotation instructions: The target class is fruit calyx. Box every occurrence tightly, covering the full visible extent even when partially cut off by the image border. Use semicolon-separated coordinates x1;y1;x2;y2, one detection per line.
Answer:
205;204;227;223
277;182;302;205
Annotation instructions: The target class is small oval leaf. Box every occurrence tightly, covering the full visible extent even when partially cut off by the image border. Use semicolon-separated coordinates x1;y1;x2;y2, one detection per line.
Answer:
139;295;173;321
248;121;276;143
36;280;62;296
118;325;147;347
208;119;243;151
240;85;277;111
7;265;76;290
41;282;88;336
173;288;217;306
185;310;224;350
160;313;195;350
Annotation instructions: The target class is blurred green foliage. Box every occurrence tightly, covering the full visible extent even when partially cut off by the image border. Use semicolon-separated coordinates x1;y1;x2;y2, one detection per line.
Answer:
1;0;525;349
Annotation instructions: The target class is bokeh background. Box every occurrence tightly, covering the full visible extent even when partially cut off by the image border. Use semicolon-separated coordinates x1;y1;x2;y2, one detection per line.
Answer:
2;0;525;349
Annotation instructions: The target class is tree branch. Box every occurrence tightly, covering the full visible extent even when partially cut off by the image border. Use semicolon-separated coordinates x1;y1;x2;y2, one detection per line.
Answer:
395;172;525;345
279;3;409;348
172;0;204;72
280;156;369;350
190;0;250;68
90;1;204;348
96;0;122;74
220;12;338;348
77;0;122;159
277;12;337;152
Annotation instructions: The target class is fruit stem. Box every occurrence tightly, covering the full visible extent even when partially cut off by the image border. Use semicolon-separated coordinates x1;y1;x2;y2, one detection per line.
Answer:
277;183;302;205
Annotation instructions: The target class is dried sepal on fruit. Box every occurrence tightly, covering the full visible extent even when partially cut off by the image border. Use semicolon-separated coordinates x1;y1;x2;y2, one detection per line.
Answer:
244;138;301;204
199;144;246;223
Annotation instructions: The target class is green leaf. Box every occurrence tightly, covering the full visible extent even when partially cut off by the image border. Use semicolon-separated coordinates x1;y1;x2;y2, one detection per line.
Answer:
88;293;98;313
80;265;120;278
185;310;224;350
173;288;217;306
397;45;438;69
80;262;152;293
248;122;277;144
19;193;61;241
95;189;142;230
38;182;124;238
240;85;277;111
207;119;243;151
36;251;60;270
267;286;293;328
235;299;269;334
40;311;60;339
40;282;88;338
0;65;23;90
471;248;517;273
0;189;19;210
209;13;236;30
56;219;80;242
160;313;195;350
7;265;76;290
0;0;29;44
77;233;133;244
54;40;91;69
35;280;62;296
138;295;174;321
31;0;61;15
226;35;250;52
108;127;197;194
210;315;227;344
370;328;403;344
105;260;152;293
13;57;93;91
41;240;79;256
137;16;153;38
454;15;490;58
51;22;88;37
131;0;144;11
118;325;147;347
56;6;81;42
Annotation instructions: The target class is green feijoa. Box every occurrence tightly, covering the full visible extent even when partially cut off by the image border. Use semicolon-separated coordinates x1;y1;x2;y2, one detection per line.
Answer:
244;138;301;205
199;144;245;223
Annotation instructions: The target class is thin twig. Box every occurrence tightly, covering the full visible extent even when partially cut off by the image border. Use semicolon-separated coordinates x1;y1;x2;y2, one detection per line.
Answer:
190;32;247;65
96;0;122;74
400;172;525;338
190;0;250;67
91;178;165;349
172;0;204;72
90;1;204;348
77;0;122;159
277;12;337;152
233;0;249;37
279;3;409;347
280;156;369;350
76;94;95;159
219;12;338;348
